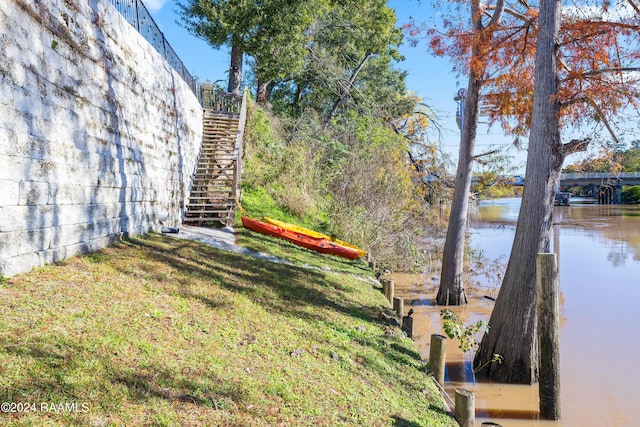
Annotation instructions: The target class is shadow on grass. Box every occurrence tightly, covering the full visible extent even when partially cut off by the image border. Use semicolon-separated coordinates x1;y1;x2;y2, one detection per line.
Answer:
113;366;248;409
0;335;249;412
391;416;423;427
122;234;379;327
390;342;423;363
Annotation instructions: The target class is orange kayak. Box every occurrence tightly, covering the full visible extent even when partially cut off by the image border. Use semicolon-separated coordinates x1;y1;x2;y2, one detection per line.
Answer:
241;217;362;260
263;217;366;258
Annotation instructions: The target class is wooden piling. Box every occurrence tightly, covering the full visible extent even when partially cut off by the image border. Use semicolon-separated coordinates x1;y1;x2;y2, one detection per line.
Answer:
401;315;413;338
380;278;388;295
392;297;404;318
455;388;475;427
386;279;395;305
536;253;561;420
429;334;447;386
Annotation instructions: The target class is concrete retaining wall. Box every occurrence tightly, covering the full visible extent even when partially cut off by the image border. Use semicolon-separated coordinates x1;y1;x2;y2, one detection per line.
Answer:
0;0;203;277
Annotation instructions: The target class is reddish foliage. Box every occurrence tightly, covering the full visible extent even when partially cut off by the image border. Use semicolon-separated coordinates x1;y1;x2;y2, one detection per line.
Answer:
403;1;640;139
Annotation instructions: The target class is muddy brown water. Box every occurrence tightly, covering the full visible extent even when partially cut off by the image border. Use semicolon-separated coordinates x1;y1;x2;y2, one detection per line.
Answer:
389;198;640;426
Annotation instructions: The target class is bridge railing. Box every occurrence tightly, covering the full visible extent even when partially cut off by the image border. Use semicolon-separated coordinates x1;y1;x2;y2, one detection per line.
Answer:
560;172;640;180
107;0;198;96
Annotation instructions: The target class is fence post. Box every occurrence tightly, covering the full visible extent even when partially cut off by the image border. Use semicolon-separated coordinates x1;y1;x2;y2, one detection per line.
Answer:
134;0;141;32
392;297;404;318
455;388;475;427
401;314;413;338
386;279;395;305
429;334;446;386
536;253;561;420
379;278;388;296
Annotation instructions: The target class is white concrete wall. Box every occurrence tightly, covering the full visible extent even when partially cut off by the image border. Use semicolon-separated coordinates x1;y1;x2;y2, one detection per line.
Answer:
0;0;203;277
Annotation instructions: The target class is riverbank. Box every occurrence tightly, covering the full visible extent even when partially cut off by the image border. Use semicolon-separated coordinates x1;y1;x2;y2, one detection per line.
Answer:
0;231;455;426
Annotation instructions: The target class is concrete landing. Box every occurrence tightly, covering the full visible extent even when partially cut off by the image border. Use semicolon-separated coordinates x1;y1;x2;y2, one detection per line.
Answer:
167;224;292;265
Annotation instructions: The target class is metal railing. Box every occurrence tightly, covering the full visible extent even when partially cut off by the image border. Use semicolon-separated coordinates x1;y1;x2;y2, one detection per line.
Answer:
232;89;248;204
107;0;197;95
560;172;640;180
198;84;243;114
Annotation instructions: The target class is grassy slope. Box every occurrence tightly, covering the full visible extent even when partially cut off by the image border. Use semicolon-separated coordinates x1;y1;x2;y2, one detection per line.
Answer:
0;232;454;426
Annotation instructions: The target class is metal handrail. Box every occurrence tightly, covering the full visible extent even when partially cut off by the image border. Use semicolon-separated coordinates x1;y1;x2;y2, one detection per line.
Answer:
107;0;197;95
232;89;249;203
198;85;243;113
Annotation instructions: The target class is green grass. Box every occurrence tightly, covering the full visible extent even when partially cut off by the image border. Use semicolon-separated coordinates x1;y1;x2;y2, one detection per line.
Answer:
237;186;367;272
0;232;454;426
239;186;331;235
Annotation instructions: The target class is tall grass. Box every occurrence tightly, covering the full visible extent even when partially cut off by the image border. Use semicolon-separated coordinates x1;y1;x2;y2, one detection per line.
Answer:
241;101;445;271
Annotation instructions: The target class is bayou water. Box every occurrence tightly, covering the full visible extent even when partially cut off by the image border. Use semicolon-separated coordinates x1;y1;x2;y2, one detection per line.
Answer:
390;198;640;426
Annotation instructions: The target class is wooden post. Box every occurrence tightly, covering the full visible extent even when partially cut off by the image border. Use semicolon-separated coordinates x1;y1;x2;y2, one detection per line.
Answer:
429;334;446;386
401;316;413;338
536;253;561;420
392;297;404;318
386;279;395;305
455;388;475;427
380;279;389;299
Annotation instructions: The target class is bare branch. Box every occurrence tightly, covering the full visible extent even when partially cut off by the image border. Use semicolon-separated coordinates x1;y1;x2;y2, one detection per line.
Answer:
488;0;506;27
325;52;374;126
562;138;591;156
502;7;531;22
557;96;586;109
628;0;640;15
473;149;501;159
587;98;621;144
579;67;640;78
485;3;530;22
557;30;608;48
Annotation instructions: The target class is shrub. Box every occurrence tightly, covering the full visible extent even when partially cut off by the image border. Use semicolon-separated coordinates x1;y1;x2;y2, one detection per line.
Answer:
621;186;640;204
241;102;445;271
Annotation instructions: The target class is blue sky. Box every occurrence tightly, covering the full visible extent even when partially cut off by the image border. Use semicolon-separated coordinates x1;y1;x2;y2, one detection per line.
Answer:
142;0;528;171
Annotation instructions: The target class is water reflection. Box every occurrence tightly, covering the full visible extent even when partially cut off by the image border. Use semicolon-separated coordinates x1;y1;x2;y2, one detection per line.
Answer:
391;198;640;426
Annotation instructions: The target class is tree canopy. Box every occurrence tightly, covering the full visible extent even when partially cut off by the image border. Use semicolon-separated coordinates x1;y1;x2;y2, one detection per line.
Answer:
176;0;414;115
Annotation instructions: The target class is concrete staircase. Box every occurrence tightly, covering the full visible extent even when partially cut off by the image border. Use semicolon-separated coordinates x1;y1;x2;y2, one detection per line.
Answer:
184;110;241;225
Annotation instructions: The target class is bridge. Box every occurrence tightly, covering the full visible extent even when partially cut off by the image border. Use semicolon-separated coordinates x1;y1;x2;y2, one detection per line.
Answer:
559;172;640;204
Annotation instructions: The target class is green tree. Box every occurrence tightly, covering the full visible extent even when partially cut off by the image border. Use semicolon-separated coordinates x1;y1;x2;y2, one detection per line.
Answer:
177;0;325;97
623;148;640;172
269;0;410;119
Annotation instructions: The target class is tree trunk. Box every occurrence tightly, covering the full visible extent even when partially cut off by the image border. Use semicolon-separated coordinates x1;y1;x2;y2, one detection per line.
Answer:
228;39;243;95
436;0;484;306
256;78;268;104
473;0;564;384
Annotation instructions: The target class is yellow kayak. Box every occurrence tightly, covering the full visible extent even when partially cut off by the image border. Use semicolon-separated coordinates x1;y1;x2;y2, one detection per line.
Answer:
263;217;367;258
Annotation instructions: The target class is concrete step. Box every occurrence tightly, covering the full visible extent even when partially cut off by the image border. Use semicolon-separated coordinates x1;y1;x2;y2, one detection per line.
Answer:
187;203;236;209
185;210;235;217
198;155;235;160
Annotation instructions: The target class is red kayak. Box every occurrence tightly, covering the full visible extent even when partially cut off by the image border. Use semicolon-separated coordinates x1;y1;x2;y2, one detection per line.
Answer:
241;217;361;260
